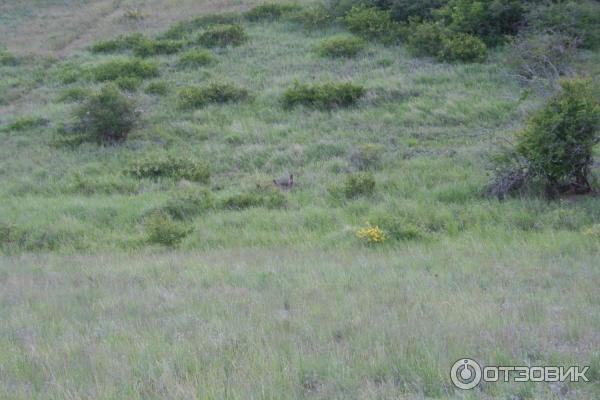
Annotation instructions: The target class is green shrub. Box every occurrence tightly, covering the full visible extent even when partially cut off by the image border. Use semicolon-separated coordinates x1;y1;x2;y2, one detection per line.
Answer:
437;32;487;63
144;80;169;95
282;81;365;109
370;213;426;241
128;153;211;183
90;33;145;53
196;24;248;47
6;116;49;131
526;0;600;49
133;39;185;57
388;0;448;22
516;79;599;194
177;49;215;68
154;188;214;220
74;84;137;143
221;187;286;210
350;143;384;170
161;12;242;39
244;3;302;21
342;172;376;198
317;35;366;57
92;59;159;81
0;50;18;66
406;21;449;57
57;87;91;102
178;83;249;109
144;211;191;246
343;5;400;43
287;4;332;29
115;76;142;92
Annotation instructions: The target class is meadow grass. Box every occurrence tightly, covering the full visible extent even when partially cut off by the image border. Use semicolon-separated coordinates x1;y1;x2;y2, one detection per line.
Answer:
0;0;599;398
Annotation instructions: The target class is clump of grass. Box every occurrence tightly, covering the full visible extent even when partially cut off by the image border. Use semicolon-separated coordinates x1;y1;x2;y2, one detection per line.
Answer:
342;172;376;199
144;211;191;246
343;5;400;43
350;143;384;171
244;3;302;21
144;80;169;95
177;49;214;68
73;84;137;144
90;33;146;53
178;83;249;109
0;50;19;66
115;76;142;92
5;116;49;132
196;24;248;47
92;58;159;82
317;35;366;58
128;153;210;183
221;187;286;210
161;12;242;39
152;188;215;220
287;4;331;30
132;38;186;57
57;87;91;102
282;81;365;109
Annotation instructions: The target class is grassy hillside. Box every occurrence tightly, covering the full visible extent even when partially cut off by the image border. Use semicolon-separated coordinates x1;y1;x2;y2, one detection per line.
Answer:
0;0;599;398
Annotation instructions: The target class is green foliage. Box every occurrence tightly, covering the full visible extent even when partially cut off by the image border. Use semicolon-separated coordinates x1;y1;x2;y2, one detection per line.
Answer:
317;35;366;57
178;83;249;109
221;187;286;210
73;84;136;144
92;59;159;82
128;153;211;183
342;172;376;198
244;3;302;21
350;143;384;170
161;12;242;39
177;49;215;68
144;211;191;246
287;4;332;29
0;50;18;66
526;0;600;49
196;24;248;47
90;33;145;53
387;0;448;22
343;5;400;43
282;81;365;109
132;39;185;57
406;21;449;57
57;87;91;102
115;76;142;92
437;32;487;63
5;116;48;132
516;79;600;193
144;80;169;95
154;188;215;220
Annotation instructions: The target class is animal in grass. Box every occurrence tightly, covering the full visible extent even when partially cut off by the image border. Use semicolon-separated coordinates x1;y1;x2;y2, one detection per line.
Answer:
273;174;294;189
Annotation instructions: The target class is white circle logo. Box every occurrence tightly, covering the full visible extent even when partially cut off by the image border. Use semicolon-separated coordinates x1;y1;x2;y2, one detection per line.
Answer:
450;358;482;390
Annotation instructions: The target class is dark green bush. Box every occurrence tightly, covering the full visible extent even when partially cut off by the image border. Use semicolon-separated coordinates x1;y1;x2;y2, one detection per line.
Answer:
287;4;332;29
144;211;191;246
6;116;49;132
317;35;366;57
388;0;448;22
437;32;487;63
178;83;249;109
144;80;170;95
342;172;376;198
154;188;214;220
90;33;145;53
92;59;159;81
350;143;384;170
221;187;286;210
343;5;400;43
282;81;365;109
161;12;242;39
244;3;302;21
74;84;137;143
128;153;211;183
196;24;248;47
177;49;215;68
132;39;185;57
526;0;600;49
406;20;449;57
516;79;599;194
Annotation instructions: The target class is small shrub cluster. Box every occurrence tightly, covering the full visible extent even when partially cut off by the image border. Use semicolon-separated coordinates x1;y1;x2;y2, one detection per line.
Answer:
57;87;91;102
317;35;366;58
436;33;487;63
196;24;248;47
282;82;365;109
144;211;191;246
115;76;142;92
161;12;242;40
92;59;159;82
128;153;211;183
221;187;286;210
177;49;215;68
0;50;18;66
153;188;214;220
287;4;332;30
350;143;383;171
343;6;399;43
178;83;249;109
244;3;302;21
356;223;386;244
144;80;169;95
342;172;376;199
5;116;49;132
73;84;137;144
90;33;146;53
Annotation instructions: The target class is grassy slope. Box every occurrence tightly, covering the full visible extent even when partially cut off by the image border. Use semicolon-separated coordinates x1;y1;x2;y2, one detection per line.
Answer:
0;0;599;398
